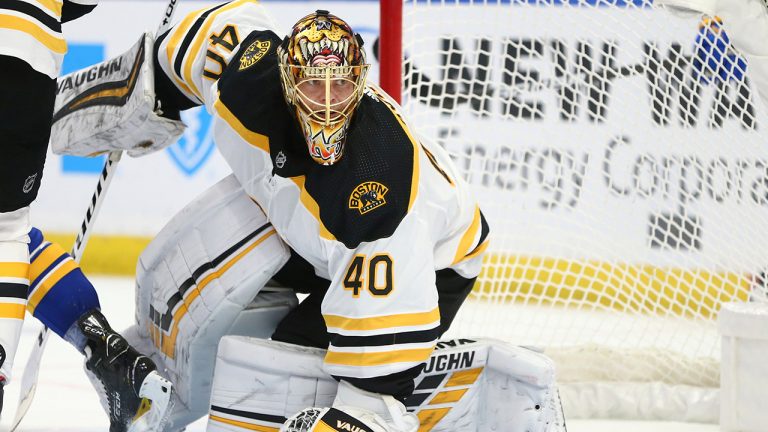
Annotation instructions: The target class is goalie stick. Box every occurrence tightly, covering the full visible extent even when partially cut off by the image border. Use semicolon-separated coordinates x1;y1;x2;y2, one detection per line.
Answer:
10;0;181;428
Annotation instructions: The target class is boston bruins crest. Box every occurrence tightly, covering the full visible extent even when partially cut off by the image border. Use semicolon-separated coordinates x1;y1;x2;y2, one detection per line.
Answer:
349;182;388;215
239;40;271;71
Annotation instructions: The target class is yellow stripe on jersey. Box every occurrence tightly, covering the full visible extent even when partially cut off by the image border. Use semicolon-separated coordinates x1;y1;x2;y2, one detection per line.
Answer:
0;262;29;280
165;5;207;100
36;0;63;17
214;97;270;152
325;346;435;367
462;239;489;262
324;307;440;332
161;229;277;358
0;14;66;53
0;303;26;320
27;259;77;313
452;205;482;265
209;415;280;432
183;0;255;100
289;176;336;241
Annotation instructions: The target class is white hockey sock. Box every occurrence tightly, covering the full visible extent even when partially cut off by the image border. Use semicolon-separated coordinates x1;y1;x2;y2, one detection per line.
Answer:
64;318;89;354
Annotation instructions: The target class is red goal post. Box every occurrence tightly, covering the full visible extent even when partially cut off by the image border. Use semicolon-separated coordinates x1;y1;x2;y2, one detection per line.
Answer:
379;0;403;104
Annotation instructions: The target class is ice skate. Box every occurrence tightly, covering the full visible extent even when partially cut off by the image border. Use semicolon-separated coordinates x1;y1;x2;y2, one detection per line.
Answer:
78;309;173;432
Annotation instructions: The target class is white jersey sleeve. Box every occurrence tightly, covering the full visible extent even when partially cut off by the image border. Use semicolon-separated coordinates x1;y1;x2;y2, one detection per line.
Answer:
321;212;441;381
155;0;280;110
0;0;99;77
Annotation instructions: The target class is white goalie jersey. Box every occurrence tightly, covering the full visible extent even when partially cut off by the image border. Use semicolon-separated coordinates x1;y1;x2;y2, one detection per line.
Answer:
155;0;489;389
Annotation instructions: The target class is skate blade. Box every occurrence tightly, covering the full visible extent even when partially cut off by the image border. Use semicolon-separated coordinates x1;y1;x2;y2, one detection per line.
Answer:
128;371;174;432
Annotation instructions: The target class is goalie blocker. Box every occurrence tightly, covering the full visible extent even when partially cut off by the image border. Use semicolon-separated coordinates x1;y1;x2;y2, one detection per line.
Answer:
50;33;185;158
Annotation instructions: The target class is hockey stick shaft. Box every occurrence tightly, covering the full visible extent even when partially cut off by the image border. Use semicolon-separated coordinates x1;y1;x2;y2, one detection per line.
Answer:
10;0;181;428
10;151;122;431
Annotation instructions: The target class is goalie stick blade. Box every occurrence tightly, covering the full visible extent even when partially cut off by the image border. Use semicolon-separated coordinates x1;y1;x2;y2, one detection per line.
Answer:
127;371;175;432
9;327;51;432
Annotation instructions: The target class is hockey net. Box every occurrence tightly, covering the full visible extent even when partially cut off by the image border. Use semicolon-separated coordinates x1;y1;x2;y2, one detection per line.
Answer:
381;0;768;422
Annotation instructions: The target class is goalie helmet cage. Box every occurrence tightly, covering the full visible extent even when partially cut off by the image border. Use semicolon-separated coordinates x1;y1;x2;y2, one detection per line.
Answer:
380;0;768;423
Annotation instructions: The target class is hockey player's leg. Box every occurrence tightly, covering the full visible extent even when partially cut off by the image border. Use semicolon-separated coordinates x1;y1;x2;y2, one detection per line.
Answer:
0;53;57;416
27;228;173;431
0;211;29;416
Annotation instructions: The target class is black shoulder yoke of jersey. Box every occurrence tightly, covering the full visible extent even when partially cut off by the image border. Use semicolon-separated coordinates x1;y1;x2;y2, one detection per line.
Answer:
299;91;417;249
218;32;416;250
217;29;305;170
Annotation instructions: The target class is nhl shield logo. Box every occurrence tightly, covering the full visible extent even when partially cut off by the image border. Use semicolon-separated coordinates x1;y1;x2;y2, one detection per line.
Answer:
239;40;271;71
349;181;388;215
22;173;37;193
167;106;215;176
275;151;287;168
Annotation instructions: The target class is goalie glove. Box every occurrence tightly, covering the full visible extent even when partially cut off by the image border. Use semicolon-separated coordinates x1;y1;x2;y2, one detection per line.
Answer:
710;0;768;57
282;407;382;432
655;0;768;57
281;381;419;432
656;0;768;107
51;33;185;158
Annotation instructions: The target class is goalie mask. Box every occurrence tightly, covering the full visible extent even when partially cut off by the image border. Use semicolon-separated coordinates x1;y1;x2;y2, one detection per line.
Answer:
278;10;369;165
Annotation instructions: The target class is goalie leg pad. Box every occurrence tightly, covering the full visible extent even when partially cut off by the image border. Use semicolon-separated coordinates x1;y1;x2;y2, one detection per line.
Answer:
207;338;337;432
206;338;565;432
50;33;185;158
125;174;291;430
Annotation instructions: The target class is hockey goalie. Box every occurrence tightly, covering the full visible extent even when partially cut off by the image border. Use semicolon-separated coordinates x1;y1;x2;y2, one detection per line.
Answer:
50;2;566;431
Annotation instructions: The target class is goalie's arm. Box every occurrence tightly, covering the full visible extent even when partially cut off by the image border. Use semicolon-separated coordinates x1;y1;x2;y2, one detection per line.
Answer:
153;0;280;113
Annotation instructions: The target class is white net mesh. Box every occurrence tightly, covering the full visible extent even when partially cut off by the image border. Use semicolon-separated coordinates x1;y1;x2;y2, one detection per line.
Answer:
398;0;768;395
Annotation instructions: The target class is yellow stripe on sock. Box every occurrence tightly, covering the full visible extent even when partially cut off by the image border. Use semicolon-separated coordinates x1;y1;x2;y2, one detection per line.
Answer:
0;262;29;279
0;302;26;319
27;259;77;314
29;242;65;281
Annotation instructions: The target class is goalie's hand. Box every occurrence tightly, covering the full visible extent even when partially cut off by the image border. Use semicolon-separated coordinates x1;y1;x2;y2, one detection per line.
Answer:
281;381;418;432
654;0;717;18
281;407;375;432
711;0;768;57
